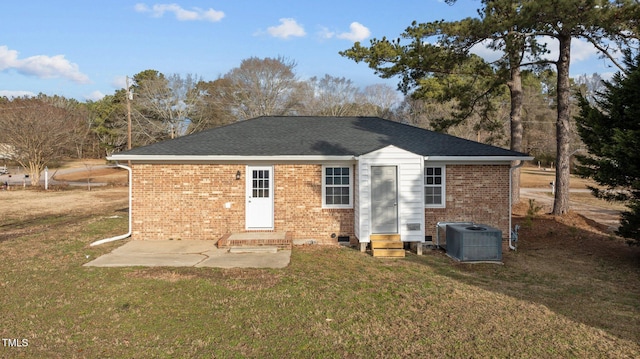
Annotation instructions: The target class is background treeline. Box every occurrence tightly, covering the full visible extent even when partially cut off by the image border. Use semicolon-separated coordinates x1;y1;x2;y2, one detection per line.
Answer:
1;55;600;164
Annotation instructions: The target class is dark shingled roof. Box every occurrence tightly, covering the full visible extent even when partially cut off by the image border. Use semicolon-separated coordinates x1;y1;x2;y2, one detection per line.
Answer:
114;116;530;158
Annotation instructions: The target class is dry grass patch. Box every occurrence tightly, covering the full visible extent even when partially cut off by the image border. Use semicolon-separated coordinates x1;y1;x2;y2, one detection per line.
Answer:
2;221;639;357
520;166;595;189
126;267;284;289
569;192;628;211
0;186;128;224
126;268;200;283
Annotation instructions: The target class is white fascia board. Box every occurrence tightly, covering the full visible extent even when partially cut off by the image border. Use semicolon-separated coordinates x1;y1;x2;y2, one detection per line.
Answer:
424;156;534;162
106;154;356;162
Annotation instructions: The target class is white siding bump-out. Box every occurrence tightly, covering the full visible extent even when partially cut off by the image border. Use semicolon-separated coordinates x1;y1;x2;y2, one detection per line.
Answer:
357;145;425;243
354;164;360;240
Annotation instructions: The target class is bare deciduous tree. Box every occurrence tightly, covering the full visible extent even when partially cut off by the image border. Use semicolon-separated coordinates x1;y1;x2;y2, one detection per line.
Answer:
132;71;203;139
392;97;456;128
187;78;238;132
37;94;93;158
302;74;360;116
0;97;77;186
357;84;400;118
223;56;305;120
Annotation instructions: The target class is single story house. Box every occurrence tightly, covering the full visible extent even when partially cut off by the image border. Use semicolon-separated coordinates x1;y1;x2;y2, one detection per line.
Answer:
107;116;532;252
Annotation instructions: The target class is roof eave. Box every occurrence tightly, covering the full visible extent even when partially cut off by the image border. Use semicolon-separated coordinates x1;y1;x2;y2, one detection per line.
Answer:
107;154;357;162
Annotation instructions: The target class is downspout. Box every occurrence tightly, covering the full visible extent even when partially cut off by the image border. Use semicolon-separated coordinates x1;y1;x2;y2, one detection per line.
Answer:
509;160;525;250
90;163;132;246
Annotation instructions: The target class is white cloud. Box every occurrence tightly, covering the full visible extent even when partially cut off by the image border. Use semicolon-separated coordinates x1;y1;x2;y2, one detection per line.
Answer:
0;90;35;98
469;36;616;68
538;36;601;63
266;18;306;39
336;22;371;42
0;45;90;84
135;3;224;22
321;22;371;42
0;45;20;70
20;55;90;83
111;75;129;89
318;26;335;40
598;71;616;81
469;39;503;63
570;39;601;62
85;90;106;101
134;3;148;12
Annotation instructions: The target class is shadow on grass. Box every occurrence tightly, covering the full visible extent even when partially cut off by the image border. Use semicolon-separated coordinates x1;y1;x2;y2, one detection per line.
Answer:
406;212;640;344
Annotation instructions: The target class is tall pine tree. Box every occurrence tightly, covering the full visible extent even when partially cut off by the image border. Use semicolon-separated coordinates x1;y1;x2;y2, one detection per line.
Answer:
575;51;640;244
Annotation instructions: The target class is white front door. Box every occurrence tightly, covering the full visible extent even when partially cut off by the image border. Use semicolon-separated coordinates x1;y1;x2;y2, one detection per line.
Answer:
371;166;398;233
246;166;274;229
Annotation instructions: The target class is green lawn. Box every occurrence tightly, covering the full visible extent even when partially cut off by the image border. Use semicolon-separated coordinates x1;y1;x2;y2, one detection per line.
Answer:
1;203;639;358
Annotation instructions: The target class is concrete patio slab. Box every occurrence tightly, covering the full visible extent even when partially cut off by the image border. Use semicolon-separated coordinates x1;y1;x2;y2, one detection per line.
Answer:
85;252;207;267
229;246;278;253
196;250;291;269
84;240;291;268
110;239;216;254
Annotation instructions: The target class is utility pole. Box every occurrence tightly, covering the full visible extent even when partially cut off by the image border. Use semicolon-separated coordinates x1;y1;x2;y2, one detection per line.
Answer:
126;76;132;150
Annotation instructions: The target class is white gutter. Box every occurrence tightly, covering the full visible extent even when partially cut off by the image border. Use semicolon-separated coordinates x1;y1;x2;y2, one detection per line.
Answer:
109;154;535;163
508;160;526;250
90;163;132;246
425;156;534;162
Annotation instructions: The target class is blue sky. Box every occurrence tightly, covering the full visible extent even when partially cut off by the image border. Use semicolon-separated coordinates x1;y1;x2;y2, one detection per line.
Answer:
0;1;619;102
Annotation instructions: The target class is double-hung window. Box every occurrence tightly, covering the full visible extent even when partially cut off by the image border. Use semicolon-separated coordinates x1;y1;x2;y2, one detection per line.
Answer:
425;166;445;208
323;166;352;208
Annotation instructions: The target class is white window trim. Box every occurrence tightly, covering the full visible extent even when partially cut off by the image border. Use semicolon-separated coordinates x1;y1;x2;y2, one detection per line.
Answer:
322;165;353;209
425;165;446;208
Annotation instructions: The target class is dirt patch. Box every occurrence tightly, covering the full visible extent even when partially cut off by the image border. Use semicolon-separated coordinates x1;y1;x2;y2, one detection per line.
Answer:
54;167;127;184
512;200;637;261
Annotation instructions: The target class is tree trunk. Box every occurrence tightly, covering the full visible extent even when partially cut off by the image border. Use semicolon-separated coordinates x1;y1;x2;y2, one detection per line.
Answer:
552;33;572;215
28;161;43;187
508;64;524;204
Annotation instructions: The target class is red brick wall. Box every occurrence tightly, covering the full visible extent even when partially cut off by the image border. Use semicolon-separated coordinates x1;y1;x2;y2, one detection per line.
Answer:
131;164;245;240
274;165;354;244
425;164;511;240
131;163;353;244
131;163;509;243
